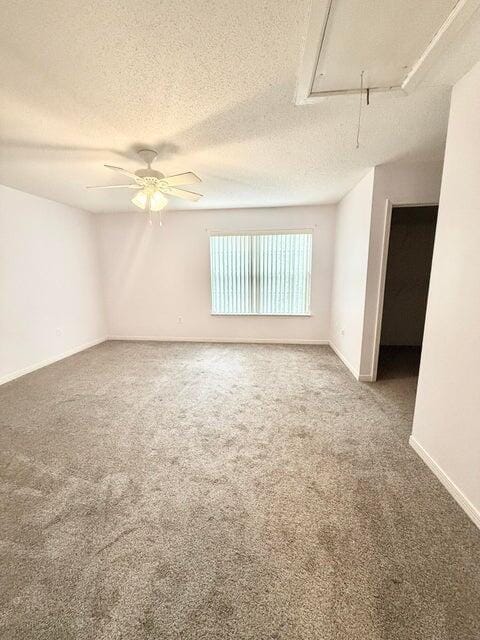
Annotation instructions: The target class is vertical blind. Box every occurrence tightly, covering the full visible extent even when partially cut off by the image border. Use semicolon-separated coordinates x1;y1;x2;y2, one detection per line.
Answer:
210;231;312;315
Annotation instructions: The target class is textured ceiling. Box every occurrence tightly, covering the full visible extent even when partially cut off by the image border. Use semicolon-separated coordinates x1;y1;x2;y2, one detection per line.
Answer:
0;0;479;213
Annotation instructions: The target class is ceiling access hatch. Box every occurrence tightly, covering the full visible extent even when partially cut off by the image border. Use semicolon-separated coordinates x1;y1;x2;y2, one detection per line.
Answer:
296;0;480;103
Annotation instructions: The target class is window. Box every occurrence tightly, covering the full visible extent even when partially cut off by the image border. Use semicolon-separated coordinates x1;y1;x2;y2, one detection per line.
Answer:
210;231;312;315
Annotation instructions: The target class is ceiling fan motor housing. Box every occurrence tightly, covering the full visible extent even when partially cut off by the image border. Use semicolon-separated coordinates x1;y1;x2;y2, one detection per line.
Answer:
137;148;158;167
135;168;165;179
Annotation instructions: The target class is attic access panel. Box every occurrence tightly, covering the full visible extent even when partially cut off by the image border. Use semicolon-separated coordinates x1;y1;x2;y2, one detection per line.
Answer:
297;0;470;101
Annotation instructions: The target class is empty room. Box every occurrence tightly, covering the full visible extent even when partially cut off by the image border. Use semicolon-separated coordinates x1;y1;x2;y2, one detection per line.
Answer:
1;1;479;639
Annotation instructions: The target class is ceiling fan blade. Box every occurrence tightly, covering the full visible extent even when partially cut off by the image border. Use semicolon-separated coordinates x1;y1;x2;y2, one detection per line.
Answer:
86;184;139;189
164;187;203;202
161;172;202;187
104;164;139;180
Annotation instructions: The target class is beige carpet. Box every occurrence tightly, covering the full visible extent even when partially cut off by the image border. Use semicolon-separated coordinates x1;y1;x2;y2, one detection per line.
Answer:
0;341;479;639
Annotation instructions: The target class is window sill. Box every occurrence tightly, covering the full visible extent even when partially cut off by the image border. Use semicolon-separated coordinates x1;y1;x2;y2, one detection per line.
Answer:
210;313;312;317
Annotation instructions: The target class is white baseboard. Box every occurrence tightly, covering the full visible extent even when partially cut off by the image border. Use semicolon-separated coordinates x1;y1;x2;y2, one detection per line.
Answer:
409;435;480;530
107;335;329;345
0;337;107;386
328;341;360;380
328;342;374;382
358;373;374;382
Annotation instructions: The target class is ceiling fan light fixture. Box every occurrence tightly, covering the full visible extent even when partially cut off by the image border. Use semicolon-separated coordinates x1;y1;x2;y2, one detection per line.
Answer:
131;189;148;210
150;191;168;211
89;149;203;218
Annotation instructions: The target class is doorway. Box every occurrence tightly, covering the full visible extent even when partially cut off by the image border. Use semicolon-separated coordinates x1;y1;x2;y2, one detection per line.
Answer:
377;205;438;380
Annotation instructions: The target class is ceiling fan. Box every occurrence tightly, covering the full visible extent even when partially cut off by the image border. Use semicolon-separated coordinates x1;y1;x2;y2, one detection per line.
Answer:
86;149;202;221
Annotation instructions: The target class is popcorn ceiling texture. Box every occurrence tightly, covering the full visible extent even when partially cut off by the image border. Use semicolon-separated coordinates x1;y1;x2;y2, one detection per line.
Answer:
0;0;461;212
0;341;479;639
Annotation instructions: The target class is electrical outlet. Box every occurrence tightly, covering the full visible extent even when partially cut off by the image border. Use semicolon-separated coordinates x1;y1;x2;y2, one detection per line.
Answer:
56;327;63;337
177;316;183;324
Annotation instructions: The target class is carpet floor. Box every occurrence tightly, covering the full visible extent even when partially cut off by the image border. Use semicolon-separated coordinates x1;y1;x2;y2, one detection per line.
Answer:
0;341;479;639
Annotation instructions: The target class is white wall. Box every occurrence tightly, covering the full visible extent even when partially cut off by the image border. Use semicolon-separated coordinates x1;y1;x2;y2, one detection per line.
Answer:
359;161;443;379
0;185;106;384
96;205;335;343
329;170;375;378
411;61;480;527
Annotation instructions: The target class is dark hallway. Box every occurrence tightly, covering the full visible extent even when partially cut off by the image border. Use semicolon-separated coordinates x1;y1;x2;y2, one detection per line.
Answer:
377;205;438;380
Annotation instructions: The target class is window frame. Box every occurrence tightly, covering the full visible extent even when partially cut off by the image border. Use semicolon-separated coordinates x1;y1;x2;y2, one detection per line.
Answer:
208;228;313;317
